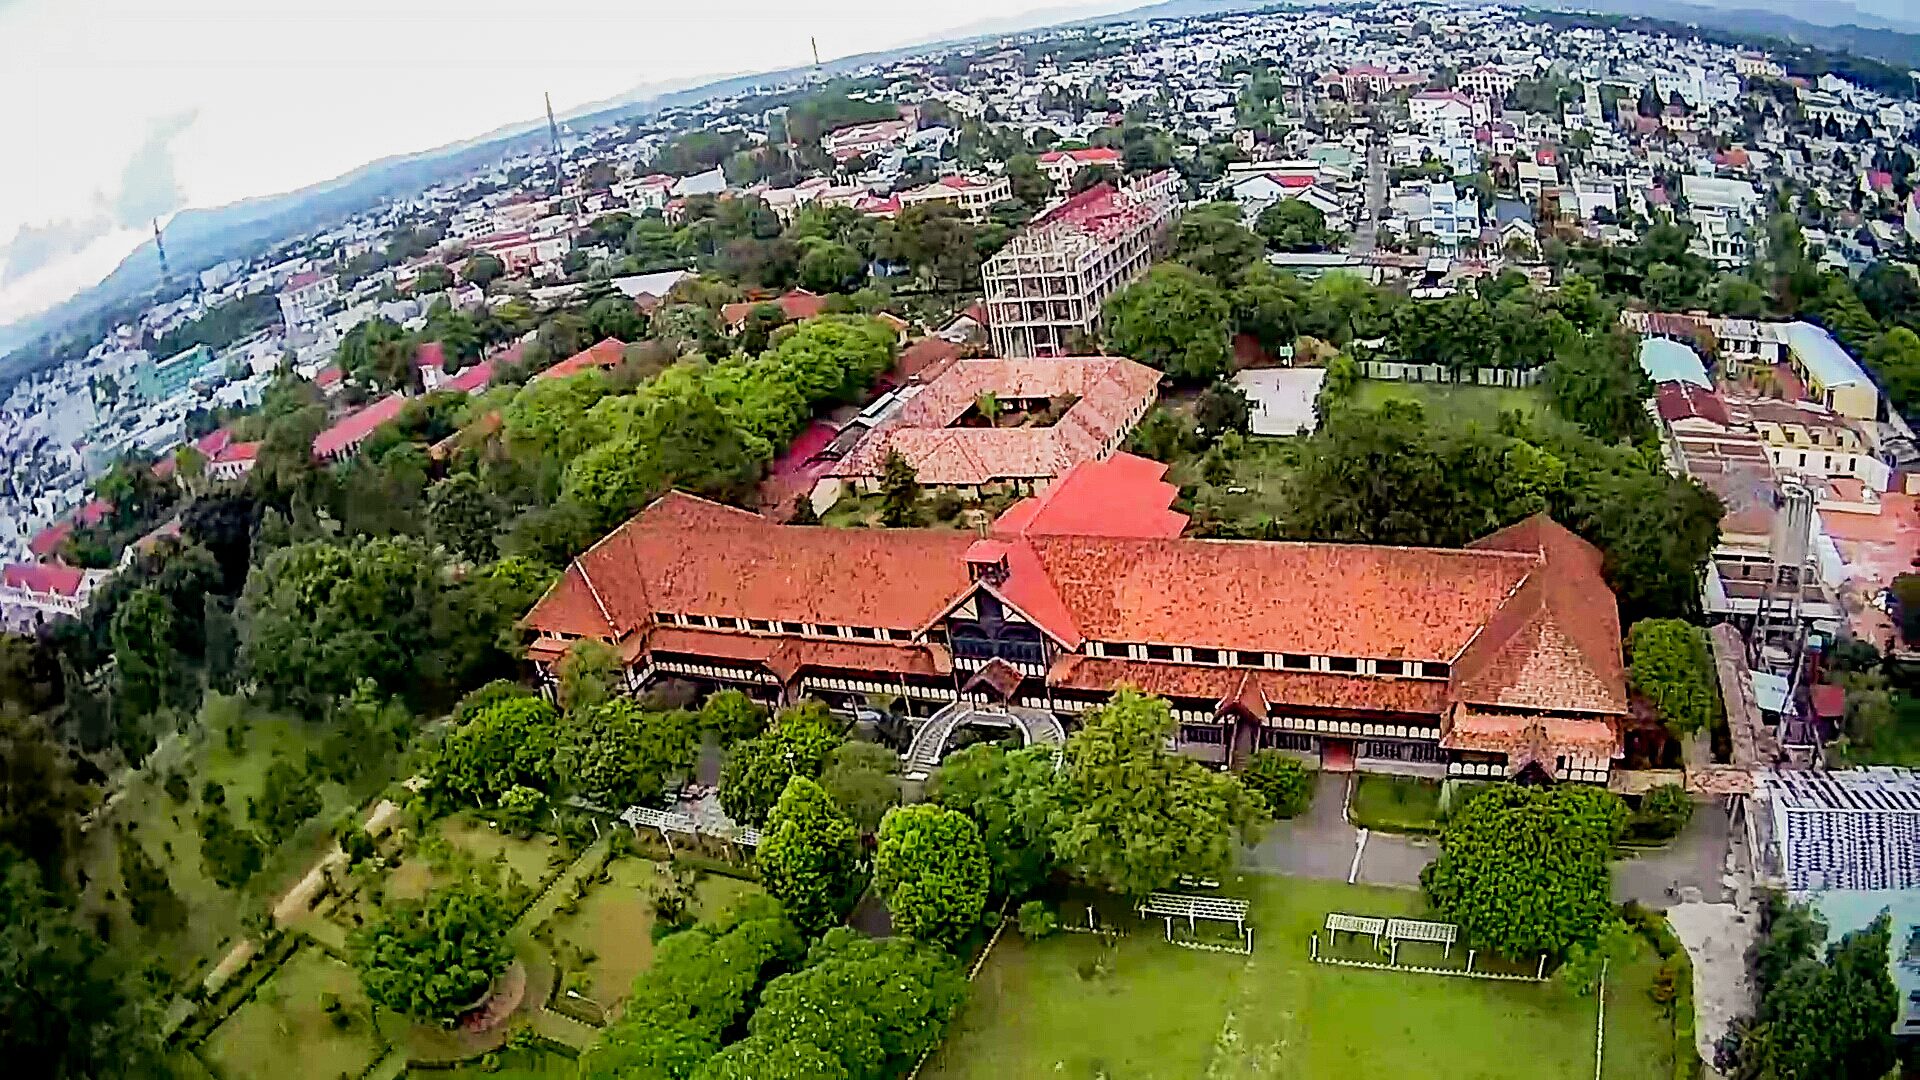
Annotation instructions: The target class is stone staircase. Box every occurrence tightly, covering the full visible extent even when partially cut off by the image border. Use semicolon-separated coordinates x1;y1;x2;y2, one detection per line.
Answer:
903;703;1066;779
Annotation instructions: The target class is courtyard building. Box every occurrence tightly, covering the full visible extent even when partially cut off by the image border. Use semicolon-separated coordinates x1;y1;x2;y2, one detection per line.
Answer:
821;354;1161;500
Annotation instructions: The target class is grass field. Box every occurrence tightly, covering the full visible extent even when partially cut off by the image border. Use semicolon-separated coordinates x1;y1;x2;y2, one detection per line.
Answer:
77;694;378;979
922;876;1673;1080
1348;774;1444;835
201;947;387;1080
544;857;760;1016
1350;379;1549;425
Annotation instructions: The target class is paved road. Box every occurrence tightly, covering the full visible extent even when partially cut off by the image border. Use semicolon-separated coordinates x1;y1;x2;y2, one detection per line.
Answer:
1351;139;1386;255
1611;801;1734;908
1246;774;1736;905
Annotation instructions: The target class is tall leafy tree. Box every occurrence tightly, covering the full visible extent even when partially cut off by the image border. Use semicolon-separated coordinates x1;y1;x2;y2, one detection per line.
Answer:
719;703;843;827
745;928;967;1080
758;776;859;937
0;850;163;1078
556;699;699;809
1103;264;1232;383
1419;785;1625;959
1628;619;1720;736
424;695;561;811
873;805;990;947
1053;690;1263;898
929;743;1061;898
351;882;514;1020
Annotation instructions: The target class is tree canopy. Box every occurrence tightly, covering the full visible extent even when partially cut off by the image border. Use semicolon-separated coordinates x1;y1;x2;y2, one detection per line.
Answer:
1420;785;1625;959
351;881;515;1020
872;804;990;947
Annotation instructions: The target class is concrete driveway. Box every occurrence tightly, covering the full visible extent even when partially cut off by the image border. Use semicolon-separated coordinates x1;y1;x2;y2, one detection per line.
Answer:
1243;773;1431;888
1245;775;1736;905
1611;801;1735;908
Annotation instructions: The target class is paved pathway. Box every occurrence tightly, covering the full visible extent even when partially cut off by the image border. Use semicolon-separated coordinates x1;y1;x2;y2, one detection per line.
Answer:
1243;773;1429;887
1247;775;1736;904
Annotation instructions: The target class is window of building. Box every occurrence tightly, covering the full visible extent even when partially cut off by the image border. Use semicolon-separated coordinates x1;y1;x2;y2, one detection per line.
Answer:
1180;724;1225;745
1375;659;1404;676
1421;661;1450;679
1191;647;1221;665
1262;730;1316;751
1145;644;1176;661
813;624;839;637
1327;656;1359;673
1282;653;1311;670
888;628;913;642
1236;650;1268;668
748;619;772;633
851;626;878;640
781;621;806;635
655;612;678;625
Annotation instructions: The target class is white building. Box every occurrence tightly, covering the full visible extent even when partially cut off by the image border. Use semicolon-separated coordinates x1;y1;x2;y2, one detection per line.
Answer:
277;271;338;330
982;171;1182;358
898;174;1012;220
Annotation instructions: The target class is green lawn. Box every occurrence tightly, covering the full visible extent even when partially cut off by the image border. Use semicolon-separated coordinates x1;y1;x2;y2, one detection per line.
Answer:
544;857;760;1019
77;694;376;979
1348;774;1444;834
338;814;569;933
923;876;1673;1080
1350;379;1549;424
201;947;387;1080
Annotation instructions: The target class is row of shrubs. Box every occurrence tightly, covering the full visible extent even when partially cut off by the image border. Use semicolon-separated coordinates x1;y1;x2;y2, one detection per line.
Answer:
1623;902;1702;1080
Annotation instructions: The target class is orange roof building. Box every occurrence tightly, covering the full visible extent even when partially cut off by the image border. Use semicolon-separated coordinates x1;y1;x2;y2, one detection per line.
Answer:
524;454;1628;784
826;355;1161;494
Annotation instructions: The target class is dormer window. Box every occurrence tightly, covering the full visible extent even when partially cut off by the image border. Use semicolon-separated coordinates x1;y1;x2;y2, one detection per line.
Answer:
1145;644;1175;661
1191;647;1221;665
1282;653;1311;670
780;621;805;635
1375;659;1404;676
1327;656;1359;673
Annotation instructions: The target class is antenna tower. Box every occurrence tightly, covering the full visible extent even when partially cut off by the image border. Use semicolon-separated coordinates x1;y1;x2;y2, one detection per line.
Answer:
152;219;170;280
545;91;567;196
812;36;821;67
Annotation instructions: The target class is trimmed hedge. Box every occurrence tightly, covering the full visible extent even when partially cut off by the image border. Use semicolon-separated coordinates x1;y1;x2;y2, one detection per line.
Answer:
1623;902;1701;1080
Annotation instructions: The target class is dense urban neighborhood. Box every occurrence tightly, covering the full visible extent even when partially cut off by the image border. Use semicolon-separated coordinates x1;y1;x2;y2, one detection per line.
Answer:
3;1;1920;1078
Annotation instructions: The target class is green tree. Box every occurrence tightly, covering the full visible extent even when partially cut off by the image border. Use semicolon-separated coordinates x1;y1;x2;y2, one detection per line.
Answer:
1635;784;1695;840
197;804;266;890
798;241;867;294
1103;264;1232;383
1172;202;1264;285
556;698;699;808
424;695;561;811
1731;908;1899;1080
1257;199;1340;252
413;264;454;294
586;295;647;344
0;712;93;876
1544;332;1653;443
719;703;844;826
929;743;1061;898
462;252;505;288
1194;380;1252;440
745;928;967;1080
1239;751;1312;818
699;689;768;744
425;473;502;563
820;741;902;835
109;587;176;718
1628;619;1720;737
251;759;322;843
758;776;859;937
873;805;990;947
693;1038;849;1080
0;850;163;1078
879;450;921;527
1419;785;1625;959
1230;263;1306;355
1054;690;1263;898
115;834;186;932
351;882;514;1020
556;638;622;714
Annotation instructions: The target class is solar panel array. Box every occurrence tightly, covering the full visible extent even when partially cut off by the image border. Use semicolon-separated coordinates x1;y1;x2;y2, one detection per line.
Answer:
1763;769;1920;892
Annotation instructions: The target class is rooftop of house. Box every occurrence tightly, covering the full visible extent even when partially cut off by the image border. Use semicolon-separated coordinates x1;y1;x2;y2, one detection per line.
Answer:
535;338;628;381
524;476;1627;724
312;393;406;459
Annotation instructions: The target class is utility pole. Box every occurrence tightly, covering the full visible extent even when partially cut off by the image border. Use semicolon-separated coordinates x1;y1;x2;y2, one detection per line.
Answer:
545;91;565;197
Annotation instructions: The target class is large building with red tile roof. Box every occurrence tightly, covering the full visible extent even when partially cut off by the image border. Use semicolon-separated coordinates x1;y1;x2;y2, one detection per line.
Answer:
524;454;1627;784
825;355;1160;496
312;393;407;463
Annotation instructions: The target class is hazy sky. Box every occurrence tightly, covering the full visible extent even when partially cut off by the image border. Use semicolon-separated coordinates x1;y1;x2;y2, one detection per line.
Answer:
0;0;1086;329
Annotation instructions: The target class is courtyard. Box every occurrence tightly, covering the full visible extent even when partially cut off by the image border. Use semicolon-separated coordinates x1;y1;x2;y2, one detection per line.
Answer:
922;875;1675;1080
1349;378;1549;423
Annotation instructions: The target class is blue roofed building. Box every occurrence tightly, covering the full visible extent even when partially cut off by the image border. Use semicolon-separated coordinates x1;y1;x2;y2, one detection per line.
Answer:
1638;336;1712;389
1781;321;1878;421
